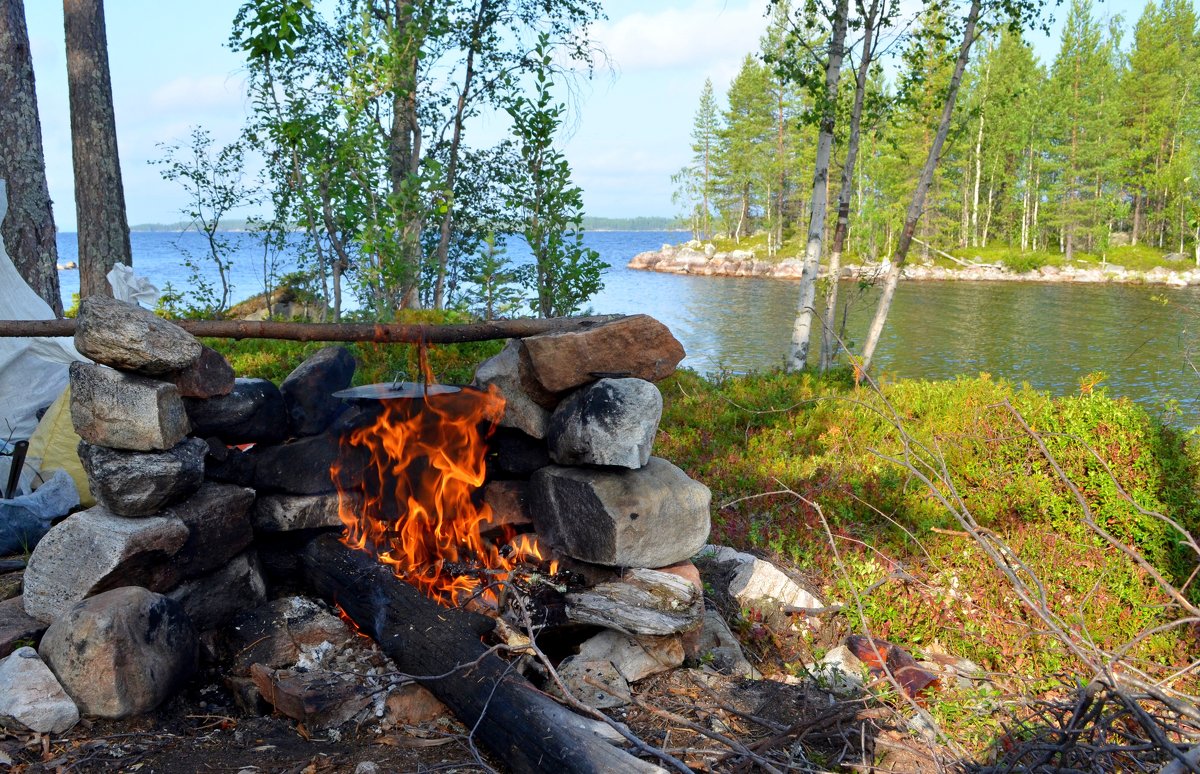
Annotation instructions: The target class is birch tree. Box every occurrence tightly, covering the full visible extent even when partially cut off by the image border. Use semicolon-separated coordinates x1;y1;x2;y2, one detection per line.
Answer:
785;0;849;372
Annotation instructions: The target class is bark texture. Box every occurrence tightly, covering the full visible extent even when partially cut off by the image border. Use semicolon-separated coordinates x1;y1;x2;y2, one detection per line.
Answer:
0;0;63;315
64;0;131;299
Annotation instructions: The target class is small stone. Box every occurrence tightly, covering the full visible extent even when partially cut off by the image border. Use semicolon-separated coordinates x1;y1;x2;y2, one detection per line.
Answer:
530;458;711;568
0;646;79;734
74;297;202;376
0;597;47;659
167;552;267;632
548;378;662;468
70;362;189;451
521;314;685;393
472;340;551;438
22;508;190;623
252;493;348;532
481;481;532;531
169;345;235;399
555;657;630;709
78;438;208;517
384;684;448;726
39;587;198;719
184;378;289;445
701;545;824;613
577;630;684;683
280;346;356;437
695;610;759;678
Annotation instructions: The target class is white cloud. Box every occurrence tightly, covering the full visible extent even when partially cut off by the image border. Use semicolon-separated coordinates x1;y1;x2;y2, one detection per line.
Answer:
594;1;767;75
149;74;247;112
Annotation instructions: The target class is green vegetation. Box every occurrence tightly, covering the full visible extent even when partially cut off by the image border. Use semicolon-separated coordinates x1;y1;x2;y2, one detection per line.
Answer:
656;369;1200;684
674;0;1200;269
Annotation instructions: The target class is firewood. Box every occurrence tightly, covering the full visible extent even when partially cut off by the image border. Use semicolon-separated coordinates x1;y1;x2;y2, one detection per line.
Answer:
299;534;664;774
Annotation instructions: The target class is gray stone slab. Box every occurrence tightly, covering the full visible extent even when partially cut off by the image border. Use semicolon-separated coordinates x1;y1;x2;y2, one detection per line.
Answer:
74;297;202;376
78;438;207;517
70;362;189;451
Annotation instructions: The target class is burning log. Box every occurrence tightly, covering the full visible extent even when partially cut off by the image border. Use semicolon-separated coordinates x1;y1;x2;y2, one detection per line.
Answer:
0;314;622;343
300;534;663;774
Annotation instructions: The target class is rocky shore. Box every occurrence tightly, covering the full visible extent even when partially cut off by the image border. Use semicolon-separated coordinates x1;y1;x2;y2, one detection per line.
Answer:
628;240;1200;287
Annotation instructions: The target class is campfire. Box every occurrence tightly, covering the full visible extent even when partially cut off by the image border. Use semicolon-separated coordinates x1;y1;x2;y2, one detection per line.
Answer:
332;380;555;607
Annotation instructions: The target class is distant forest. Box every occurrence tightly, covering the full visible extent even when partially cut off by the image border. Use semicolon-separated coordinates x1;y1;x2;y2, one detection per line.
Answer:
675;0;1200;262
127;216;684;233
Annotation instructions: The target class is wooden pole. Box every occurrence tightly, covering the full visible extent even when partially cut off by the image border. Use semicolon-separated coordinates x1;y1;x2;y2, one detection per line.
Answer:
0;314;622;343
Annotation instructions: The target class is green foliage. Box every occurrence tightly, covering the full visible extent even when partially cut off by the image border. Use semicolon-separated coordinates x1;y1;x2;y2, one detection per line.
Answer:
204;308;501;386
461;232;523;320
152;127;255;316
656;370;1200;678
503;36;607;318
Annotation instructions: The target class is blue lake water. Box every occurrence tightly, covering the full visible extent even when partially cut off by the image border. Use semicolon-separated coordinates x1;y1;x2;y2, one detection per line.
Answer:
54;230;1200;427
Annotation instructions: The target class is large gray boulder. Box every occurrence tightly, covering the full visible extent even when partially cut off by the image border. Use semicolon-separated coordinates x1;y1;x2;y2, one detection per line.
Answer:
39;587;198;719
472;340;551;439
78;438;208;517
279;346;355;437
70;362;190;451
163;483;256;582
529;458;711;568
0;647;79;734
74;297;202;376
547;378;661;468
22;508;190;623
184;377;289;445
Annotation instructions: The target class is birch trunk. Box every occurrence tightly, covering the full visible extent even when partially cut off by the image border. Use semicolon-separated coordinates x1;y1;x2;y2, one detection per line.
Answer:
0;0;62;315
387;0;423;310
859;0;981;375
786;0;849;372
64;0;131;300
820;0;879;371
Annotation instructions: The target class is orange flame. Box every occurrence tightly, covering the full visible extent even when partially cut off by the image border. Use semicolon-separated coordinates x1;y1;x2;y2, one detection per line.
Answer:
331;381;552;607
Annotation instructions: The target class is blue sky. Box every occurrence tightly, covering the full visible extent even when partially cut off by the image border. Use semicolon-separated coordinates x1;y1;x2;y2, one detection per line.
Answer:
25;0;1143;230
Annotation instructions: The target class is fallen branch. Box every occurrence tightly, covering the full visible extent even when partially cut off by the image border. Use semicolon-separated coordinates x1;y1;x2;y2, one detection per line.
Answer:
0;314;622;343
910;238;1001;270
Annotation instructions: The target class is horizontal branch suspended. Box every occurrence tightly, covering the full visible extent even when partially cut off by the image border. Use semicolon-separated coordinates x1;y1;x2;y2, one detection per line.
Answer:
0;314;622;343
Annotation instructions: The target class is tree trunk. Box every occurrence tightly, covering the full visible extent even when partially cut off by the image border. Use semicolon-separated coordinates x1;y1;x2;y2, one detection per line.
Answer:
0;0;62;315
386;0;423;310
820;0;878;372
64;0;130;300
859;0;981;375
786;0;849;372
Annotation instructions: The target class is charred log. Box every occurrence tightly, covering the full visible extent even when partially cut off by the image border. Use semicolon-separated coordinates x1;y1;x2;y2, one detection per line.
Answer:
300;534;661;774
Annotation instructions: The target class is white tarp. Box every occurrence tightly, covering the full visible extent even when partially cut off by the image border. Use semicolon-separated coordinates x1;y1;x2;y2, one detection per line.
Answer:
0;179;85;442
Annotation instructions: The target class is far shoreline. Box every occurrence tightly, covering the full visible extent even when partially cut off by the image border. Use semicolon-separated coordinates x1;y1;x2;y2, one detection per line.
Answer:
628;241;1200;288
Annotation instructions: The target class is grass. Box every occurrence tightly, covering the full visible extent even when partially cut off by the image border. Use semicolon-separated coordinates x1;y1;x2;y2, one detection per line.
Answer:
951;242;1194;273
655;368;1200;686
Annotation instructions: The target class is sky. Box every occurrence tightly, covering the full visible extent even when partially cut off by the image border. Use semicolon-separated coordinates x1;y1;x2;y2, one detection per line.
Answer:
24;0;1145;231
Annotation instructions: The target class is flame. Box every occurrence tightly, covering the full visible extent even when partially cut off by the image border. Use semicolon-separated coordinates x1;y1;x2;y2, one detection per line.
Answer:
331;380;552;607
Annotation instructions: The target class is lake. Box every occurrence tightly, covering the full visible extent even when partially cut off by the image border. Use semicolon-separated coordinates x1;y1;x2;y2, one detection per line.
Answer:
54;230;1200;427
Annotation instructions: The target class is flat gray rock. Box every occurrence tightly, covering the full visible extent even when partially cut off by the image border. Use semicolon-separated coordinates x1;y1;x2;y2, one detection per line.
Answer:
252;493;347;532
566;568;703;636
78;438;208;517
0;647;79;734
39;587;197;719
530;458;711;568
74;297;202;376
577;630;684;683
22;508;189;623
548;378;661;468
70;362;190;451
522;314;685;393
472;340;551;439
